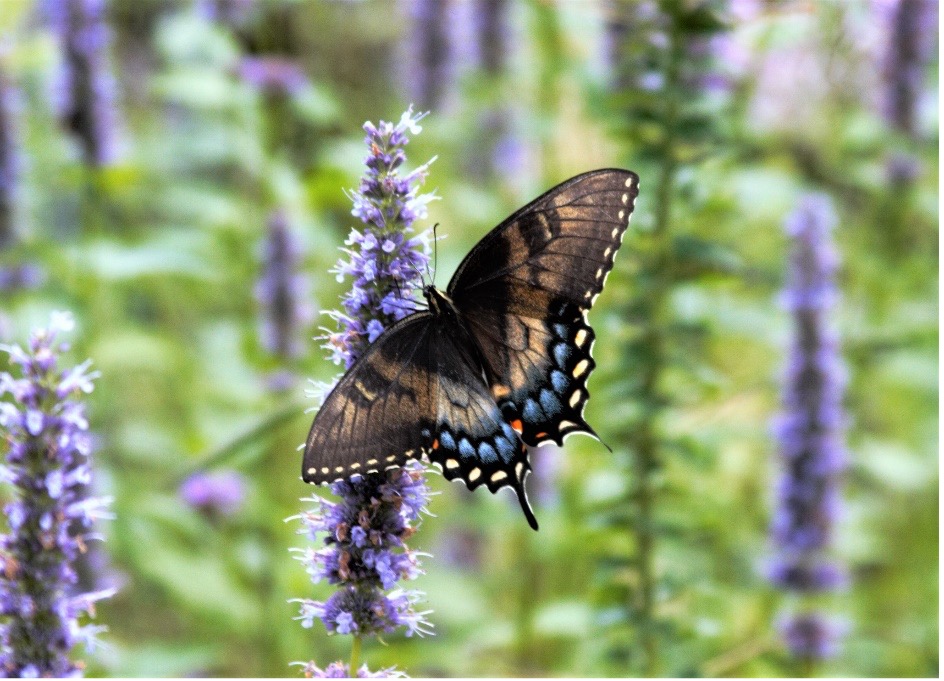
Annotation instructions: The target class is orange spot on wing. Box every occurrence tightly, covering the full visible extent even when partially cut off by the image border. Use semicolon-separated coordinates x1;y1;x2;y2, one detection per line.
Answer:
536;432;548;439
432;439;439;450
511;420;523;434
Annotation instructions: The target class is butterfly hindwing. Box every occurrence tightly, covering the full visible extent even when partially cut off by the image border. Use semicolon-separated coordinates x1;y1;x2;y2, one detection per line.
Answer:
448;169;638;446
303;312;538;528
424;320;537;527
460;297;596;447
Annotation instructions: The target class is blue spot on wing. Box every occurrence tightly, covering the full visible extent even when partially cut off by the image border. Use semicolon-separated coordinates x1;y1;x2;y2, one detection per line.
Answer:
458;438;475;460
539;389;562;415
551;369;568;393
523;399;545;423
478;442;499;463
552;323;568;338
496;436;516;459
553;343;571;367
440;431;455;450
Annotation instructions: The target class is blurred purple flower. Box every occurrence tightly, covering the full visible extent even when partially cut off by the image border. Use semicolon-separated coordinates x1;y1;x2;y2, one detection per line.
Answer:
44;0;121;167
884;150;922;186
196;0;256;27
768;194;848;659
0;264;45;293
777;612;848;661
0;64;22;249
605;1;738;97
0;311;114;676
294;108;435;673
437;526;484;571
529;443;561;509
180;470;247;517
256;209;313;369
882;0;937;138
403;0;450;110
240;56;309;99
474;0;508;75
491;131;532;185
766;559;847;592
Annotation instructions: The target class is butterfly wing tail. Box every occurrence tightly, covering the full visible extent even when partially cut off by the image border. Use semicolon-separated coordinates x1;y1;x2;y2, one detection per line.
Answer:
515;473;539;531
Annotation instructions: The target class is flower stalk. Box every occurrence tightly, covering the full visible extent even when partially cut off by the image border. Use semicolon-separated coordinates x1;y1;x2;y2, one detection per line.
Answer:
47;0;122;168
769;194;848;667
292;108;435;677
0;311;113;676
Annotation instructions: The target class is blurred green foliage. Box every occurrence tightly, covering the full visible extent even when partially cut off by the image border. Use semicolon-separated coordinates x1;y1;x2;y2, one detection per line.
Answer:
0;0;937;677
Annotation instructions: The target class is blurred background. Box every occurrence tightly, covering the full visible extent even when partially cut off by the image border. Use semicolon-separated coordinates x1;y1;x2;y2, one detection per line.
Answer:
0;0;938;677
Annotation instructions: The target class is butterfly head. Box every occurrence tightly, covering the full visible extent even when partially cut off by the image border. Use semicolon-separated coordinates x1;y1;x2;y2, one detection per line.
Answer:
423;285;457;319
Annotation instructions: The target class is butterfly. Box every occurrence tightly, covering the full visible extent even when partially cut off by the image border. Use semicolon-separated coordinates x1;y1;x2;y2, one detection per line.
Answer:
303;169;639;530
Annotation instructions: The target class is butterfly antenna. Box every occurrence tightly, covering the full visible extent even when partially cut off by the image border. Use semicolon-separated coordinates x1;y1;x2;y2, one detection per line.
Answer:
404;259;426;289
390;278;422;313
428;223;439;286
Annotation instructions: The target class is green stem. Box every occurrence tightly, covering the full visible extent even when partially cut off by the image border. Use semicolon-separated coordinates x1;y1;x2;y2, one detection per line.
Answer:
800;655;816;678
257;525;279;674
165;400;304;486
631;9;684;678
348;635;362;676
513;525;537;672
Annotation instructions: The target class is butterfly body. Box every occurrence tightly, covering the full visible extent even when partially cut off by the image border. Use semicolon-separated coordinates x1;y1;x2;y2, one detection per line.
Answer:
304;169;640;530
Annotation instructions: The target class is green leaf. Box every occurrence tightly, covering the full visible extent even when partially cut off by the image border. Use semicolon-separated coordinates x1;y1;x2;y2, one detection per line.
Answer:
293;84;340;124
123;513;257;629
535;601;592;638
74;233;216;281
103;642;218;678
857;439;937;491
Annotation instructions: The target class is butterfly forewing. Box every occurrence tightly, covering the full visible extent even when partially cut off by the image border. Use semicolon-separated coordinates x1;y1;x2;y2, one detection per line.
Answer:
448;169;639;307
458;297;597;447
448;169;638;446
303;314;438;483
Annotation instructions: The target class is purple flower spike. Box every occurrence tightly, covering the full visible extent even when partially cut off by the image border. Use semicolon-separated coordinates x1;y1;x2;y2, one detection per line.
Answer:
323;106;433;368
0;311;114;676
291;462;433;639
256;209;313;369
0;64;22;250
768;194;848;660
293;108;435;674
882;0;937;139
180;470;247;518
45;0;122;167
778;612;848;661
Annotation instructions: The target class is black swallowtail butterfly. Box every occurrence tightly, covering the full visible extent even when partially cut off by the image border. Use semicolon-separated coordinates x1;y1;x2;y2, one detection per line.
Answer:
303;169;640;529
